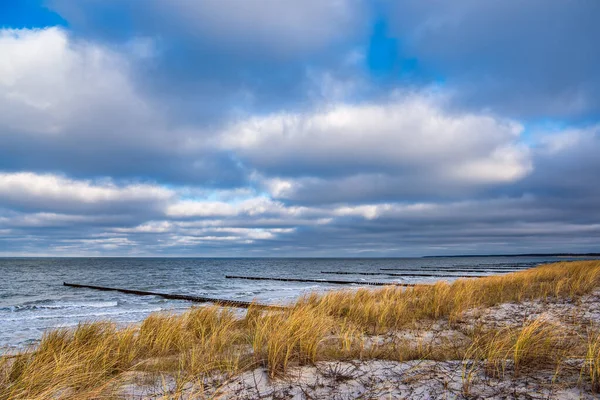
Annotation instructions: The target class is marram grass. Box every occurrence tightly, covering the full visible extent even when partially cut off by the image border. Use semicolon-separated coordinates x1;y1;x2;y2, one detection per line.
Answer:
1;260;600;399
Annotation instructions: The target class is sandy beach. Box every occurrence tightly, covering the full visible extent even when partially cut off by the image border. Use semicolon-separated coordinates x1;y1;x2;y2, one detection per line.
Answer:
4;261;600;399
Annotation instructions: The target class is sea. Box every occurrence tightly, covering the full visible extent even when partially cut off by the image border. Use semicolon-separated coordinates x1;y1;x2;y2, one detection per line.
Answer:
0;256;594;352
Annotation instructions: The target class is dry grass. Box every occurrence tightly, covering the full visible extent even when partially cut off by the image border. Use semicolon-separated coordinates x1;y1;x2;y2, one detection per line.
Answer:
249;302;335;376
1;260;600;399
583;329;600;392
465;317;574;378
302;260;600;333
0;323;139;399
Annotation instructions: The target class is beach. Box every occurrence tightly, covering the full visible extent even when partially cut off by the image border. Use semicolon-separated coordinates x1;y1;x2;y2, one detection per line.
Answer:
3;260;600;399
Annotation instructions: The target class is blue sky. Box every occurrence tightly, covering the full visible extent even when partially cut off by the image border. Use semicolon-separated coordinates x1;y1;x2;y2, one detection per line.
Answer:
0;0;599;256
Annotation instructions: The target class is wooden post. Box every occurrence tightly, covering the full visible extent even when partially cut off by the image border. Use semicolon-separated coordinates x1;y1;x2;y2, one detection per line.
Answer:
63;282;284;309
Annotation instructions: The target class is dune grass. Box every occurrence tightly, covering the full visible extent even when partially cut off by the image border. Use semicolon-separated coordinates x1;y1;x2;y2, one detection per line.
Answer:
1;260;600;399
301;260;600;333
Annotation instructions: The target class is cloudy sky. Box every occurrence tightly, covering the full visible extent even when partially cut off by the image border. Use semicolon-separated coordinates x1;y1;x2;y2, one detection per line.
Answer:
0;1;599;257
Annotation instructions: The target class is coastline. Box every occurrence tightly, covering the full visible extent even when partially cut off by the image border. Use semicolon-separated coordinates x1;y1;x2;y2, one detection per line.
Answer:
2;260;600;399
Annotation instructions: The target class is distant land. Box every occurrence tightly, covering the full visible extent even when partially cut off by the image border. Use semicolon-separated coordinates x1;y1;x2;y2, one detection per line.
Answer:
423;253;600;258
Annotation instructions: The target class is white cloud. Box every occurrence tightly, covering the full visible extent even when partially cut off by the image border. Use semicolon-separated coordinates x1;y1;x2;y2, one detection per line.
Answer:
0;27;150;136
221;93;532;203
114;221;173;233
334;204;390;220
221;93;531;190
446;144;531;183
165;197;310;218
333;202;438;220
0;172;172;212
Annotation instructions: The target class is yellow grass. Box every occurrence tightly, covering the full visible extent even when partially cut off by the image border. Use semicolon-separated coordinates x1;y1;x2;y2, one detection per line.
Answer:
302;260;600;333
1;260;600;399
466;317;573;378
583;329;600;392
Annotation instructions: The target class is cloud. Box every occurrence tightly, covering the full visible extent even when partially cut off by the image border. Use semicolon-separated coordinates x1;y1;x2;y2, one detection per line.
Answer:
1;7;600;256
0;171;313;255
520;125;600;203
1;159;599;256
0;27;244;185
0;213;100;229
165;197;324;222
150;0;364;55
51;0;366;55
385;0;600;120
222;92;531;202
0;27;532;204
0;27;145;135
0;172;172;214
45;0;371;125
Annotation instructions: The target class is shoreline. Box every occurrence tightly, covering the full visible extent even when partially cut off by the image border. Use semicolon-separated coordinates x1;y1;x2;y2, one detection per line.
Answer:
2;260;600;399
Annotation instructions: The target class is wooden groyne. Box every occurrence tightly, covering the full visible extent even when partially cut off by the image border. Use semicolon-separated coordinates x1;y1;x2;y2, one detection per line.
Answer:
321;271;487;278
380;263;538;271
322;271;393;276
378;268;518;273
63;282;284;309
452;263;538;269
225;276;416;286
381;265;535;272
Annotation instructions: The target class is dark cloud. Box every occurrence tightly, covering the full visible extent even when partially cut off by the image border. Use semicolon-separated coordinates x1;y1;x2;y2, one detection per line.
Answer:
384;0;600;120
50;0;366;53
47;0;372;125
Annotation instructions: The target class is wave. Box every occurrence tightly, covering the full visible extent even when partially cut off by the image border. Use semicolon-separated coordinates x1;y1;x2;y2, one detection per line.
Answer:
1;301;119;313
0;307;165;322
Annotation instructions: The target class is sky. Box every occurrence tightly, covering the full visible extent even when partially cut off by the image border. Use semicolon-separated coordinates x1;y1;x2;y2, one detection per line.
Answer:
0;0;599;257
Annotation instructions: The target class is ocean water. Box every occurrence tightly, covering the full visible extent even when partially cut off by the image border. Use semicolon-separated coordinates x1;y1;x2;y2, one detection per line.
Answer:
0;256;588;351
